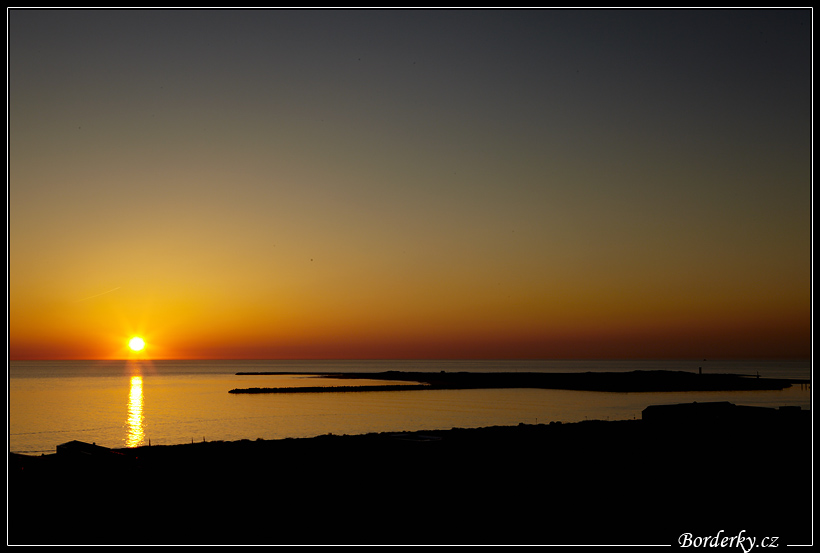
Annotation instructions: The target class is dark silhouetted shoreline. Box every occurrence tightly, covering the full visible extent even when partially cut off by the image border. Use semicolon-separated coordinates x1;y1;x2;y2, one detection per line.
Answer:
230;369;802;394
8;401;810;546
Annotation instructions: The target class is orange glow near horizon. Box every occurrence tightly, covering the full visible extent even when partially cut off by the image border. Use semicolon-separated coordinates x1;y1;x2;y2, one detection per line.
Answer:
8;217;810;362
6;302;810;361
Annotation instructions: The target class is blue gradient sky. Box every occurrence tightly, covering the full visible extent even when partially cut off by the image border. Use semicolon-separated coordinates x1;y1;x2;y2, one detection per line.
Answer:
9;9;812;359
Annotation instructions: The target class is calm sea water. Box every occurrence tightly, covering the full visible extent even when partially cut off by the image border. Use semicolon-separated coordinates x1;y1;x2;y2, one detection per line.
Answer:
9;359;811;455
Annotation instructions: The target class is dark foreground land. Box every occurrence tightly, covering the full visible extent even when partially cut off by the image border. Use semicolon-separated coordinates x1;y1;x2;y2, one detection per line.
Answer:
8;401;811;546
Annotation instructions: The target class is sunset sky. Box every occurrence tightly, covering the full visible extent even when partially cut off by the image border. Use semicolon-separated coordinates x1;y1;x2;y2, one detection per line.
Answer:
9;9;812;360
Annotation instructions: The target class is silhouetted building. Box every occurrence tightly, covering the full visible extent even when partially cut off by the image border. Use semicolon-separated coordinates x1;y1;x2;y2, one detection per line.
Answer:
55;440;124;464
641;401;804;426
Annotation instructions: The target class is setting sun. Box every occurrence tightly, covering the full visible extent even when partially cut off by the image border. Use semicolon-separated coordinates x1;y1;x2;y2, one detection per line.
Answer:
129;337;146;352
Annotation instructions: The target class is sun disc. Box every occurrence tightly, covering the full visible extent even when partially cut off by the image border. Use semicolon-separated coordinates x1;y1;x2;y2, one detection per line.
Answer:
129;337;145;352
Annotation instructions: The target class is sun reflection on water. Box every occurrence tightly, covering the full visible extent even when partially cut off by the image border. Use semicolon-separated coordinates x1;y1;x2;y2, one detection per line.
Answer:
126;375;145;448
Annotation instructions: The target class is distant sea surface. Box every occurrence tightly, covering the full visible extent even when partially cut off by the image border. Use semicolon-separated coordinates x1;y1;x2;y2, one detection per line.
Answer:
9;359;811;455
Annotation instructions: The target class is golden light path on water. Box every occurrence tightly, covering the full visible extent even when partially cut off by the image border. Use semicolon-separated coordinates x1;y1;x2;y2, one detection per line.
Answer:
126;375;145;448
